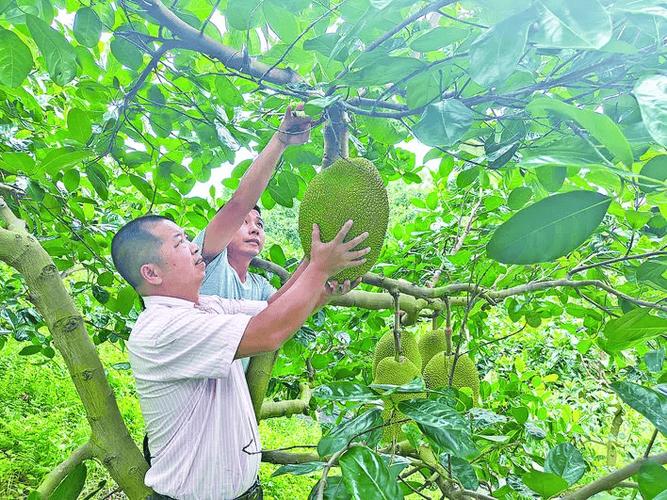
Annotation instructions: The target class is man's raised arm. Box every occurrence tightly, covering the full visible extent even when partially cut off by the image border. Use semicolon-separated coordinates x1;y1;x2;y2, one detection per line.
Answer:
201;104;312;261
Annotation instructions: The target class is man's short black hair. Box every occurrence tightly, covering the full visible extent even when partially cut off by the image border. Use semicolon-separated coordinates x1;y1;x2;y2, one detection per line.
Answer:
215;204;261;215
111;215;170;289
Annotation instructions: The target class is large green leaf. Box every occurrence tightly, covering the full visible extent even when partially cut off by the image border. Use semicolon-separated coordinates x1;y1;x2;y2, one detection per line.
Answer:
532;0;612;49
637;260;667;291
26;14;78;86
317;409;383;458
468;9;533;88
263;1;299;42
409;26;469;52
634;75;667;147
486;191;611;265
73;7;102;48
313;382;380;402
339;446;403;500
344;57;425;87
544;443;586;486
536;166;566;192
636;461;667;500
110;36;143;70
413;100;473;147
603;308;667;352
67;108;92;143
226;0;264;30
51;462;87;500
0;29;33;87
528;98;634;167
639;156;667;193
612;381;667;435
398;398;477;458
522;471;569;498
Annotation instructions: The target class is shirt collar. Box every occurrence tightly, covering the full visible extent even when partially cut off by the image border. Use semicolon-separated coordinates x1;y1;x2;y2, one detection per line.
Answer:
142;295;198;309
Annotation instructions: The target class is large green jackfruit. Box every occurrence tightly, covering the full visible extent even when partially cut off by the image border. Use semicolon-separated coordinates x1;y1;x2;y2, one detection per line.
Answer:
372;330;421;376
423;353;480;403
298;157;389;281
417;329;447;371
373;356;421;442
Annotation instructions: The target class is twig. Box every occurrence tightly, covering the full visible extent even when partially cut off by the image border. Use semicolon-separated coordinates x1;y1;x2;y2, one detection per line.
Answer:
569;251;667;276
36;441;94;498
315;447;347;500
563;452;667;500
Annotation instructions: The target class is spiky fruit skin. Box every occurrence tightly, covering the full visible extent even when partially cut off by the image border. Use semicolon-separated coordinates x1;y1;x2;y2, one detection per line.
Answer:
373;356;421;442
423;353;480;404
417;329;447;372
372;330;421;376
298;157;389;281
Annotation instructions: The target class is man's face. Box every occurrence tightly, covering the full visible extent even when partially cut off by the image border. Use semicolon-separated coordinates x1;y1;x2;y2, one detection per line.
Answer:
144;219;206;291
228;209;265;258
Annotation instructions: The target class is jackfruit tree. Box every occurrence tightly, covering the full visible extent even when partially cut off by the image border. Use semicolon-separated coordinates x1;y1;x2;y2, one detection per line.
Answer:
1;0;667;499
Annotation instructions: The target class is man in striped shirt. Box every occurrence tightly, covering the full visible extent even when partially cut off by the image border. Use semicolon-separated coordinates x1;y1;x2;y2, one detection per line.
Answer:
111;105;369;499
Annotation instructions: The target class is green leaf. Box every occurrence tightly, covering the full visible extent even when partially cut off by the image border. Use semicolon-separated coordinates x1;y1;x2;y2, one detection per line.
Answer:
536;166;566;192
130;174;155;201
413;100;473;147
344;57;426;87
637;260;667;291
544;443;586;486
409;27;469;52
85;163;109;200
533;0;612;49
639;156;667;193
110;37;143;70
634;75;667;148
339;446;403;500
406;71;446;110
214;75;244;106
63;169;80;192
0;152;35;174
358;116;407;145
645;348;665;373
445;456;479;490
226;0;264;30
603;308;667;352
272;462;325;477
41;149;91;176
522;471;569;498
0;29;33;87
52;463;87;500
313;382;380;402
309;476;351;500
73;7;102;48
636;461;667;500
26;14;78;86
264;1;299;42
67;108;92;143
528;97;634;167
19;345;42;356
487;191;611;265
317;409;383;458
468;9;532;88
611;381;667;435
398;399;477;458
507;187;533;210
269;244;286;266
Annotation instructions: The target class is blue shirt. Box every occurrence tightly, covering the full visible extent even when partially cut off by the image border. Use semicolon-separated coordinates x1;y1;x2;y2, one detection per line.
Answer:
194;229;276;371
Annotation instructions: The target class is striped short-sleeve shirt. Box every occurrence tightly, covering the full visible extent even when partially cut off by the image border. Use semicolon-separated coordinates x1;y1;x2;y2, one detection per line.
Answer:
128;294;267;499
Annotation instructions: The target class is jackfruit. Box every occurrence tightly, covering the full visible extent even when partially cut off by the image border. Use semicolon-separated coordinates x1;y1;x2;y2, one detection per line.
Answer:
373;356;421;442
372;329;421;376
298;157;389;281
417;329;447;371
423;353;480;403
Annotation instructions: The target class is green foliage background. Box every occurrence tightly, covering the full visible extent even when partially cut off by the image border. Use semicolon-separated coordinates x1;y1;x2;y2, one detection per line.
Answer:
0;0;666;498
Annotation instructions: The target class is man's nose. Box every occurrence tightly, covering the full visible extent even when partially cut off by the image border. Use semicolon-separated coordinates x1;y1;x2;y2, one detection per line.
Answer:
190;241;200;254
249;224;260;235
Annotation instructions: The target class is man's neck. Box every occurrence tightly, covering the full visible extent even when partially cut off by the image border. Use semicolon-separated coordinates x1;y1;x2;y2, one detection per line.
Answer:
227;250;252;283
143;289;200;304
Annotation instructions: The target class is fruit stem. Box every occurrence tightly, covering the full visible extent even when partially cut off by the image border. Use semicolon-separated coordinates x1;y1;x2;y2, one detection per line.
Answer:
444;297;452;356
391;289;402;361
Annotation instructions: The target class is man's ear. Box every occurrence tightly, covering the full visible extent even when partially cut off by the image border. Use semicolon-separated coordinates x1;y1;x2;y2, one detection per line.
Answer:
140;263;162;286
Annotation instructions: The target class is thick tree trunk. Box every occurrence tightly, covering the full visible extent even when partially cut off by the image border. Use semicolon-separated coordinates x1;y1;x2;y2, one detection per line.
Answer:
0;200;151;499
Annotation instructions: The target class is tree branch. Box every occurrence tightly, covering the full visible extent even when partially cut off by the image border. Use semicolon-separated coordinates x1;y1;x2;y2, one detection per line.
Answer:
0;196;26;232
564;452;667;500
569;251;667;276
260;383;312;419
136;0;302;85
261;450;320;464
36;441;94;498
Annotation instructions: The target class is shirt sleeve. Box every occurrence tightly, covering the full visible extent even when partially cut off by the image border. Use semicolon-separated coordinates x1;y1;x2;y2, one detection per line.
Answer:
131;308;252;382
202;295;267;316
258;276;277;301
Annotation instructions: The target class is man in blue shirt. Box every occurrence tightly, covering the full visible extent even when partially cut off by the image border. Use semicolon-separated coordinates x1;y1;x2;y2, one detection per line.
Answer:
194;104;312;371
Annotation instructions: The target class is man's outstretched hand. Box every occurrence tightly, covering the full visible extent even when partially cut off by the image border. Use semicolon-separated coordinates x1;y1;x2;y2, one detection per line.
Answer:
277;103;312;146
